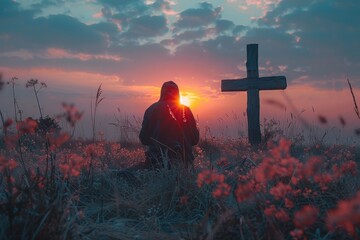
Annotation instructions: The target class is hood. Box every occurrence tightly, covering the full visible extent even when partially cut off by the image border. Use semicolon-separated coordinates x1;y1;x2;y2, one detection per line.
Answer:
159;81;180;102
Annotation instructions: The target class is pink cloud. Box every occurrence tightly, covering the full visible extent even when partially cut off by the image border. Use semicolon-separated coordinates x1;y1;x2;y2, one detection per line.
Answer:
0;50;34;60
92;12;103;19
0;48;123;62
45;48;122;61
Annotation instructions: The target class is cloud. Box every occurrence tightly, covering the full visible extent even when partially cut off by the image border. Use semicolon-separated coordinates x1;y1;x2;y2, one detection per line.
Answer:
152;0;178;15
123;15;168;38
90;22;119;35
255;0;360;85
0;7;109;54
174;3;222;30
232;25;247;36
99;0;146;10
174;29;207;42
215;19;235;34
1;0;359;93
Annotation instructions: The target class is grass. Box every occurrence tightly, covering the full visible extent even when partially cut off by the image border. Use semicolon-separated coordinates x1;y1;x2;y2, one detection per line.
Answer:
0;77;359;239
0;126;359;239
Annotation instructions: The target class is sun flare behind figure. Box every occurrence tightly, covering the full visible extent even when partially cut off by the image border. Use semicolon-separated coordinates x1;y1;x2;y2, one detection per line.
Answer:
180;94;191;107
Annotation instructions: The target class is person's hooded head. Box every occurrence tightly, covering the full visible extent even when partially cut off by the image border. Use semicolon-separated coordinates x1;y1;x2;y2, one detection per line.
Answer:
159;81;180;103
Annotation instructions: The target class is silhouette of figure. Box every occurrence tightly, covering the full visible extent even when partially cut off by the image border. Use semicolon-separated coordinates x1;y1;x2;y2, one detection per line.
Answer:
139;81;199;168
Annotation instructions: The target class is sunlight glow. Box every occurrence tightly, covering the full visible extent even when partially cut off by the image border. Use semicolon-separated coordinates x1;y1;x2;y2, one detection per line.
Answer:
180;94;192;107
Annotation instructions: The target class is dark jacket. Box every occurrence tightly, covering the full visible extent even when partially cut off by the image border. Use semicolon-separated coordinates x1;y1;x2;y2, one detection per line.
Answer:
139;81;199;165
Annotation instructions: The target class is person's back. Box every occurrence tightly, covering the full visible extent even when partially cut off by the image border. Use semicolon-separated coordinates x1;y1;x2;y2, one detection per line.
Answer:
139;81;199;168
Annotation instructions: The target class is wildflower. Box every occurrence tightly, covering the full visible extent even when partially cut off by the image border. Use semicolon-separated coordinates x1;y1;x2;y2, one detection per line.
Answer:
211;172;225;183
16;118;38;135
235;182;253;202
275;208;290;222
293;205;319;229
340;160;357;176
313;173;333;191
25;79;39;88
85;143;105;158
254;158;276;182
264;204;277;217
270;138;292;159
59;153;86;178
197;169;213;187
269;182;292;200
110;143;122;158
3;118;13;130
284;198;294;209
326;191;360;236
212;182;231;198
60;102;83;127
197;170;225;187
290;228;304;240
303;156;323;178
48;132;70;151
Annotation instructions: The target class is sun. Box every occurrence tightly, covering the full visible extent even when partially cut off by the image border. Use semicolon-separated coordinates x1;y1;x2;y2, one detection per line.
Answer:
180;94;192;107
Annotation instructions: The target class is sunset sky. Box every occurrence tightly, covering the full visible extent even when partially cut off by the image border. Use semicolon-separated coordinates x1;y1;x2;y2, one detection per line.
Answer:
0;0;359;143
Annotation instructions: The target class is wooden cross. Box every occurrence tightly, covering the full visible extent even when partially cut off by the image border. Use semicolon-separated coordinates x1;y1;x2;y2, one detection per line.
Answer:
221;44;287;146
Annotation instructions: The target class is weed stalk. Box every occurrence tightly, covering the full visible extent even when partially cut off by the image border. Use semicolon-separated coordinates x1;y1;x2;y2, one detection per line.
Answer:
26;79;47;119
91;84;104;143
347;78;360;120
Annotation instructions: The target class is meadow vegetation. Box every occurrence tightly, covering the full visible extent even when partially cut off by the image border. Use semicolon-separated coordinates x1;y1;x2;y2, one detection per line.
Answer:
0;76;359;239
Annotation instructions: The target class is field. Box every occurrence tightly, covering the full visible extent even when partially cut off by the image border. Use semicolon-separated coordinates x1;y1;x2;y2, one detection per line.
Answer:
0;111;359;240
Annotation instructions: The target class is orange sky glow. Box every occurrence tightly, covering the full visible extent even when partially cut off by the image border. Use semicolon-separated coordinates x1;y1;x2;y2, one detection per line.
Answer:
0;66;358;144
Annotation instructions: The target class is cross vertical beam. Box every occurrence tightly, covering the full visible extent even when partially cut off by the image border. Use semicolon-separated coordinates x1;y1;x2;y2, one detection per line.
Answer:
221;44;287;146
246;44;261;145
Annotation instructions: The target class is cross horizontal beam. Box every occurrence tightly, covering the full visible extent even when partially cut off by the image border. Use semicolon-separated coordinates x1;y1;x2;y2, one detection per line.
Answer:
221;76;287;92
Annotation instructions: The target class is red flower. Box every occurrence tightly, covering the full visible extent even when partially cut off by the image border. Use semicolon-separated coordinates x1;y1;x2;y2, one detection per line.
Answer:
60;102;83;127
326;191;360;236
235;182;253;202
48;132;70;151
85;143;105;158
313;173;333;191
293;205;319;229
285;198;294;209
340;160;357;176
269;182;292;200
197;169;213;187
270;138;292;159
3;118;13;129
254;158;276;182
275;208;290;222
197;170;226;188
290;228;304;240
16;118;38;135
212;182;231;198
264;204;277;217
59;153;86;178
303;156;323;177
